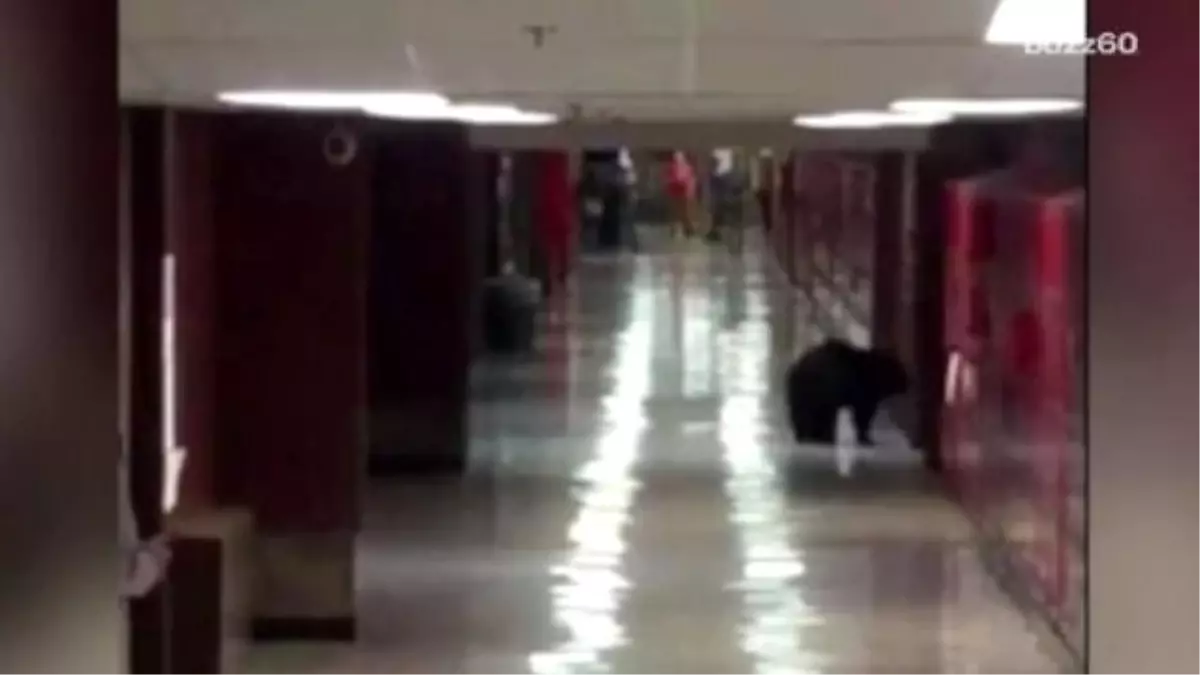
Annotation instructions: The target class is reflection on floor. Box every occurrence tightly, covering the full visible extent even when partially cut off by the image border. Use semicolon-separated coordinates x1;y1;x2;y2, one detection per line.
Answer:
248;231;1065;674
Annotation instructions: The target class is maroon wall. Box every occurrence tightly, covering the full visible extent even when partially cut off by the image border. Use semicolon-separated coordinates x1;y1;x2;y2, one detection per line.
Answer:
210;113;368;532
480;151;503;279
166;112;217;513
368;122;482;474
871;152;906;352
123;107;172;674
1088;0;1198;669
871;152;917;436
0;3;121;670
146;110;372;638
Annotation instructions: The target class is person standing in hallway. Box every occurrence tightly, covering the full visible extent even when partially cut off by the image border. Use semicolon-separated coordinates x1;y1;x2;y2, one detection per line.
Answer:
754;149;777;232
575;161;606;252
618;148;640;252
535;152;575;292
577;152;628;252
666;151;697;239
708;148;745;244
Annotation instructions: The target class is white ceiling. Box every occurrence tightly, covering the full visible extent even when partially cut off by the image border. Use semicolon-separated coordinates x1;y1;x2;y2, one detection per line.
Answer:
119;0;1084;121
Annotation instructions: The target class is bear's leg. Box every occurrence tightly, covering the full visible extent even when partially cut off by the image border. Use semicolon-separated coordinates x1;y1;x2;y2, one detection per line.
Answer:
851;398;880;446
787;377;816;442
810;404;838;445
789;400;816;442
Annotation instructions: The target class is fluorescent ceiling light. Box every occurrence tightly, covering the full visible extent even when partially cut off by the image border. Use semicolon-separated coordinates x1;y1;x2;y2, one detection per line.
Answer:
364;101;558;126
217;90;558;126
448;104;558;126
793;110;952;129
217;90;449;111
359;101;455;121
985;0;1084;45
890;97;1083;116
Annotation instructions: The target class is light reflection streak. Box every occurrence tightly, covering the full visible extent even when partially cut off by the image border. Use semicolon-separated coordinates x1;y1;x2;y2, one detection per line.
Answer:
719;291;820;674
530;262;655;675
682;287;714;397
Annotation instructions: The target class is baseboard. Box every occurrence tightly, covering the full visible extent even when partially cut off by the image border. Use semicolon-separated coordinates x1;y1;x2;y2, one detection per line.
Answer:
250;617;356;642
367;452;467;477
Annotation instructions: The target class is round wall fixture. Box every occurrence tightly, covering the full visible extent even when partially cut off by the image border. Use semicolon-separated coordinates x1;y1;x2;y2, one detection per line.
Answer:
323;126;358;167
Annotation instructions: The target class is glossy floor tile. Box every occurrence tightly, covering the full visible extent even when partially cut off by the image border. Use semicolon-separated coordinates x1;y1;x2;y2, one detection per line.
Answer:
248;229;1067;674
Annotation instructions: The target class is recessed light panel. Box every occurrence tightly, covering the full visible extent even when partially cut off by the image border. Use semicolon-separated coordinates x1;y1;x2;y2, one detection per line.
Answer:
890;98;1083;116
985;0;1085;45
217;90;558;126
364;101;558;125
793;110;952;129
216;90;449;111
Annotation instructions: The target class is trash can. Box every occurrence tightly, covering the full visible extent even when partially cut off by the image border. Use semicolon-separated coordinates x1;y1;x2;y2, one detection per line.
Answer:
482;273;540;354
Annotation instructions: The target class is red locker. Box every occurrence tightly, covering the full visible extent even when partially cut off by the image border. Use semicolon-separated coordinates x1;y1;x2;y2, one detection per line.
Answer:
942;180;1085;652
941;180;983;505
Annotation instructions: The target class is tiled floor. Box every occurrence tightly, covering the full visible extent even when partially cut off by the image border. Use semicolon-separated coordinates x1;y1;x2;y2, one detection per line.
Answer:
248;230;1065;674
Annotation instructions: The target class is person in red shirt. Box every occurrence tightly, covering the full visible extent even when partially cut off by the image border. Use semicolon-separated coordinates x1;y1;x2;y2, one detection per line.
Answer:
535;151;573;291
666;151;697;239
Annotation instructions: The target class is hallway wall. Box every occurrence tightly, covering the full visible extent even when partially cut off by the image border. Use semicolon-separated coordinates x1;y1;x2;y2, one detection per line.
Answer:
123;107;173;674
210;112;368;534
152;110;372;637
211;112;369;631
158;111;492;641
368;121;483;475
0;2;122;671
166;112;218;514
1088;0;1198;667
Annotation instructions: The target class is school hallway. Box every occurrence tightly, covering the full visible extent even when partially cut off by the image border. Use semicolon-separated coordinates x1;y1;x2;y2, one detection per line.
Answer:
247;230;1064;674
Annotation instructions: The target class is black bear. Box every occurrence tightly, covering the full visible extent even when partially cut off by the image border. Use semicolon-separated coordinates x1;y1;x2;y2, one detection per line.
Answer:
785;338;909;446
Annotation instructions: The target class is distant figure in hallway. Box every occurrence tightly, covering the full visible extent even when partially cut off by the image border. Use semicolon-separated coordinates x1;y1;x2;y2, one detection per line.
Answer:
618;148;640;252
575;161;607;251
535;151;574;290
785;338;909;446
578;150;634;252
753;149;776;231
706;147;741;244
665;151;697;239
